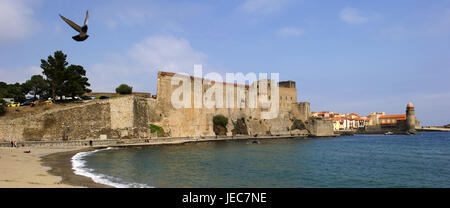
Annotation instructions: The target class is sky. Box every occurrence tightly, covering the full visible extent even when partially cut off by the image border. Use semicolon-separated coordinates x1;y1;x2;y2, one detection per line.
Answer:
0;0;449;125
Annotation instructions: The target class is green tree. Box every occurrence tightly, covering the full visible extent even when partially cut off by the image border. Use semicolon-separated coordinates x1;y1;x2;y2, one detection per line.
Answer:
213;114;228;127
24;75;49;100
60;65;92;97
0;98;6;116
40;51;91;101
0;82;27;103
213;114;229;136
115;84;133;94
41;51;67;100
0;82;8;98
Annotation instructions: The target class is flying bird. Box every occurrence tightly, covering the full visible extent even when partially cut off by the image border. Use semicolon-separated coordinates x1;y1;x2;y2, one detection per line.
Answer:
59;10;89;41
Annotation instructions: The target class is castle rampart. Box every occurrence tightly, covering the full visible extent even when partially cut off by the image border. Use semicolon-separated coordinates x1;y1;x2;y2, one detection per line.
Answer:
0;71;334;141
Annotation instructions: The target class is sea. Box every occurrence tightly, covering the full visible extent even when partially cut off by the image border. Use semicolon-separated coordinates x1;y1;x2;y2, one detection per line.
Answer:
71;132;450;188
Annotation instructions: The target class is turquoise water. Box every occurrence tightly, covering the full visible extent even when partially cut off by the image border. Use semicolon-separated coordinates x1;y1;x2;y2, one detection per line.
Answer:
75;132;450;187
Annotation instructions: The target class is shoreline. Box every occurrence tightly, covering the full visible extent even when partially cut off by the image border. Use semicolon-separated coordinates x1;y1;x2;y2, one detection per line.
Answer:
2;135;320;188
43;135;311;188
41;148;114;188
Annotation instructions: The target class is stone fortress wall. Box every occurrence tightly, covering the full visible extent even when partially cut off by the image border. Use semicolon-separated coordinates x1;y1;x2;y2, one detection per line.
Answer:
0;97;137;142
0;71;333;142
153;71;313;137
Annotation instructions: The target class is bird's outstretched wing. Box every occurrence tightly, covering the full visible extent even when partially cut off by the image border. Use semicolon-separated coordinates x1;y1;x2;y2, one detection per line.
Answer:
59;14;82;32
84;10;89;26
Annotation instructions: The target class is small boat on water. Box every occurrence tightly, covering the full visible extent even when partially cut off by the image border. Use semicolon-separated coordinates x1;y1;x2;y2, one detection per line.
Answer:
385;131;394;135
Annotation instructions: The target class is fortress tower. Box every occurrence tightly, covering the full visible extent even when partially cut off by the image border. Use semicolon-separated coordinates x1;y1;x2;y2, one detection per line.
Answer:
406;102;417;134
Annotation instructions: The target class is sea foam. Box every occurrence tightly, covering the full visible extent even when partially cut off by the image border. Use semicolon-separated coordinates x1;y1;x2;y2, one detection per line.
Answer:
71;147;152;188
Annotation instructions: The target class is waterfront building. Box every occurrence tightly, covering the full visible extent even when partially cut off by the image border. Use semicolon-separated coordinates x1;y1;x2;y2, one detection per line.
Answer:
311;112;369;131
311;103;420;134
367;112;386;126
365;102;420;133
379;114;407;128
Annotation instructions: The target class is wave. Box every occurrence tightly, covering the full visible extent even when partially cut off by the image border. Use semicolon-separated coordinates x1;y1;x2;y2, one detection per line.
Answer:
71;147;152;188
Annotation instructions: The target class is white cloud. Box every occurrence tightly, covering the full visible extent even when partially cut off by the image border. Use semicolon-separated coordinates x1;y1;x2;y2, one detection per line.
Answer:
276;27;304;38
0;66;41;83
27;66;42;75
239;0;290;15
339;7;369;24
0;0;36;42
88;35;207;92
128;36;207;72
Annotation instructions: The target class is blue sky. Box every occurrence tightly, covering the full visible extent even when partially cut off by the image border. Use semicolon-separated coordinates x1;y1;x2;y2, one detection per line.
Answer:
1;0;449;125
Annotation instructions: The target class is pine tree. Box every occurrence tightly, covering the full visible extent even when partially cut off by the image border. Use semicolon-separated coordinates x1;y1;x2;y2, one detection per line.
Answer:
40;51;91;101
24;75;49;100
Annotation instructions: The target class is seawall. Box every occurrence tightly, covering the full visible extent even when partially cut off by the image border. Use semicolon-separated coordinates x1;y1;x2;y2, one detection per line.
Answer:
0;135;313;148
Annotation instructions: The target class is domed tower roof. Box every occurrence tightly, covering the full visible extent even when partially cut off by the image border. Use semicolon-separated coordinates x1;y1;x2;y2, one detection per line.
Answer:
407;102;414;108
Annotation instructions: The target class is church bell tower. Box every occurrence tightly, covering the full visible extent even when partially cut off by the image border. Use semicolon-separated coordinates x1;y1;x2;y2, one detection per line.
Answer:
406;102;416;134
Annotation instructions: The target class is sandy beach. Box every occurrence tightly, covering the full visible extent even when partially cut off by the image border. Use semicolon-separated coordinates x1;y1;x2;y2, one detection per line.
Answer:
0;147;78;187
0;147;111;188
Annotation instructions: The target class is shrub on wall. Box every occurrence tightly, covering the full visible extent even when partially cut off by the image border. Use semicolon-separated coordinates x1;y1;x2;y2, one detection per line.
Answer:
291;119;306;130
213;114;228;127
150;124;166;137
232;117;249;135
115;84;133;94
213;114;228;136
